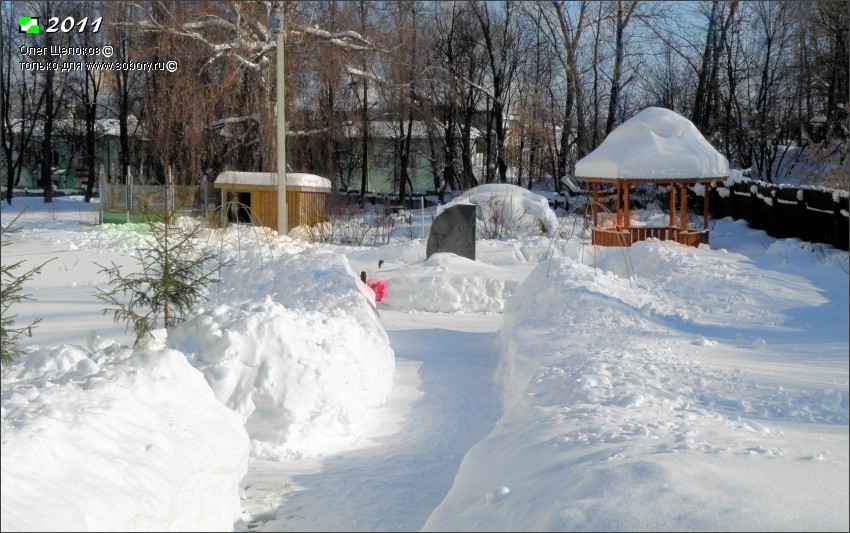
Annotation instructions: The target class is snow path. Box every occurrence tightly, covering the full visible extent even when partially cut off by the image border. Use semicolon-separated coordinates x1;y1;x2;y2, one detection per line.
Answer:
238;311;504;532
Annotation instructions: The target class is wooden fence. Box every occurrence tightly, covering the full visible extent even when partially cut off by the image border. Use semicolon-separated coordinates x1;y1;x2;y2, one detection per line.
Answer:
705;180;849;251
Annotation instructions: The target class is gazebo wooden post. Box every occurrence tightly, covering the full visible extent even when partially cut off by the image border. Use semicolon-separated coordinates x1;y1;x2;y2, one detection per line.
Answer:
592;182;599;227
624;182;630;229
703;181;710;230
669;184;676;227
614;181;623;229
679;183;687;230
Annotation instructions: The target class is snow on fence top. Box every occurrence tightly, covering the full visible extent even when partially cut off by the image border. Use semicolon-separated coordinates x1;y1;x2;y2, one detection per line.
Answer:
214;171;332;189
575;107;729;181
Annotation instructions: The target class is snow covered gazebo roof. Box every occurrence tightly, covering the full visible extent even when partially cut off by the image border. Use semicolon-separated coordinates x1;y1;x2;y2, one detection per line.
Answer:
575;107;728;183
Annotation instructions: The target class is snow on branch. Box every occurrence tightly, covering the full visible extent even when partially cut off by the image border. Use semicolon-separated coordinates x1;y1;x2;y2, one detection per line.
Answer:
295;27;378;52
301;27;370;45
210;114;261;128
345;66;386;85
460;74;497;103
182;17;236;32
120;6;381;76
124;18;269;73
285;127;333;136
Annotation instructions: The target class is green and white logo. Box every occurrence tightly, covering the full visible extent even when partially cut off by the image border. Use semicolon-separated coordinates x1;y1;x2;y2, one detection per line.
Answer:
19;17;40;34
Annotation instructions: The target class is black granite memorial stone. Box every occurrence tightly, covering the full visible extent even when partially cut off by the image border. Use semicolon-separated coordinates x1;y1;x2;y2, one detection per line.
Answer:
426;204;476;261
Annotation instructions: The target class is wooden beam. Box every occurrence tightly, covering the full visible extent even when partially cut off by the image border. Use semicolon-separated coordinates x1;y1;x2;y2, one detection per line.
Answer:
703;182;710;230
592;182;599;227
669;184;676;227
680;183;687;230
617;183;621;227
624;182;631;229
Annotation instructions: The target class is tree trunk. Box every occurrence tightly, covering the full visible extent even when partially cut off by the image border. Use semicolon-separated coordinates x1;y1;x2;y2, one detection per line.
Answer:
358;1;370;207
461;102;478;190
493;81;508;183
41;62;54;203
705;2;737;133
591;4;602;149
553;0;588;167
605;1;627;135
692;1;718;130
84;101;97;202
360;77;368;206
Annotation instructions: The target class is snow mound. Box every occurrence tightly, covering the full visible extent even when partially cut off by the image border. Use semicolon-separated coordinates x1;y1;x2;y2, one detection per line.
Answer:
437;183;559;237
575;107;729;179
1;342;249;532
378;252;519;313
167;248;395;460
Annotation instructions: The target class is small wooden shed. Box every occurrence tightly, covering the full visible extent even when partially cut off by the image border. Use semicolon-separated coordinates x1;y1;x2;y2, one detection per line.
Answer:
213;171;332;233
575;107;728;247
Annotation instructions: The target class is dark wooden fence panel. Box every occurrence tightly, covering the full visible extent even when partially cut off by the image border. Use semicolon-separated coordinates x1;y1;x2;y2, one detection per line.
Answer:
709;180;849;251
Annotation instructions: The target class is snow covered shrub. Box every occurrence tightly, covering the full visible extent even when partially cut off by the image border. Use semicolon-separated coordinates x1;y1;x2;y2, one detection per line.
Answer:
438;184;559;239
299;195;396;246
812;243;850;275
476;194;545;240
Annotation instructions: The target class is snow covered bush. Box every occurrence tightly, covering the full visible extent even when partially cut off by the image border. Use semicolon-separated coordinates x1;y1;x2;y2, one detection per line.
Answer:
438;184;559;239
476;194;546;239
295;195;397;246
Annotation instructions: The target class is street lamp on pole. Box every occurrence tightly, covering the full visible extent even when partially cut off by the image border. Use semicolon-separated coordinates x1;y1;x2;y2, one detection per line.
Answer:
271;7;287;235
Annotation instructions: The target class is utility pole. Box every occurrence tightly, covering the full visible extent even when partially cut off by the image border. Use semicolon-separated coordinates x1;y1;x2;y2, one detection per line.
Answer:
273;6;287;234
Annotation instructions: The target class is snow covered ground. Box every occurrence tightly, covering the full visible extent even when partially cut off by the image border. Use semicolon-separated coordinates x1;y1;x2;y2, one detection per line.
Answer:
1;195;848;532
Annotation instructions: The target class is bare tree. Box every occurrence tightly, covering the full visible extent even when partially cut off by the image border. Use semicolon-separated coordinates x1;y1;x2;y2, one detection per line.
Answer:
421;1;463;197
604;0;640;135
121;0;381;186
551;1;590;171
692;1;739;133
470;0;523;184
103;1;145;186
512;6;560;189
357;0;372;205
1;3;46;204
64;1;108;202
30;0;71;203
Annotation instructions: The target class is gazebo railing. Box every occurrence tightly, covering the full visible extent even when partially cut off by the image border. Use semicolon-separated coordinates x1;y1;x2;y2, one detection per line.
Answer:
592;226;709;247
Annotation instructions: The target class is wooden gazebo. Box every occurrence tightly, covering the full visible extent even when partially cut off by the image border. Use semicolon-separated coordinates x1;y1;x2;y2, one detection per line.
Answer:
575;107;728;247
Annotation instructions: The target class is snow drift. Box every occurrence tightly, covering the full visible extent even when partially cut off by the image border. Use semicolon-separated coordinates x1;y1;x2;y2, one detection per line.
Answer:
1;341;250;532
424;242;848;532
377;252;519;314
167;245;395;460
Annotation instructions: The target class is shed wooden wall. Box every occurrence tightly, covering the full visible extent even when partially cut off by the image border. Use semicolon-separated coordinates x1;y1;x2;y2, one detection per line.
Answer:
218;185;278;230
286;187;327;229
250;189;277;229
215;185;327;233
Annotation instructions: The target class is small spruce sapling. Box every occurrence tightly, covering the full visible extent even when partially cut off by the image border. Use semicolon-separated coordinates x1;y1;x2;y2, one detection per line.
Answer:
1;210;54;364
95;209;230;346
